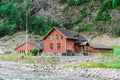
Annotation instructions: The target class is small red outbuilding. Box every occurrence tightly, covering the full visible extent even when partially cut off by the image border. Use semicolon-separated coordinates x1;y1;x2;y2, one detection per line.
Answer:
15;41;44;55
84;44;113;54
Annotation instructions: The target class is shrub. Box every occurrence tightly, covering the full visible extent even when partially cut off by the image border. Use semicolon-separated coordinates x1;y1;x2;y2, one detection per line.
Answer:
76;23;92;32
112;0;120;9
103;12;111;20
20;55;25;59
118;25;120;36
74;0;90;5
81;7;87;18
31;49;38;56
67;0;75;6
56;0;67;3
25;52;31;56
95;10;103;21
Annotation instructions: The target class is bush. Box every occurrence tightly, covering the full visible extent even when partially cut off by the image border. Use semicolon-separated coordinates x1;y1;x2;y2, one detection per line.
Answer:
74;0;90;5
56;0;67;3
81;7;87;18
31;49;38;56
20;55;25;59
67;0;75;6
25;52;31;56
118;25;120;36
76;23;92;32
95;10;103;21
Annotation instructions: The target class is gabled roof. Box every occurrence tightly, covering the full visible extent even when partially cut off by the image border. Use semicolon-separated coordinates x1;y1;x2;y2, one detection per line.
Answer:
15;41;44;50
43;27;86;40
90;44;113;50
28;41;44;50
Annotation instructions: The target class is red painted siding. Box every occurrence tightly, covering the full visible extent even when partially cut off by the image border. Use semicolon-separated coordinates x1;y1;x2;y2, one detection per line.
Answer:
75;44;81;53
84;46;94;53
66;39;75;52
84;46;113;54
44;29;66;53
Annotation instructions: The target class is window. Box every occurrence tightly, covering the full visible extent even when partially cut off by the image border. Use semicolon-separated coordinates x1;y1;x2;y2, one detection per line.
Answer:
20;50;22;53
47;36;50;40
57;43;61;50
50;43;53;50
52;35;54;40
56;35;59;40
2;48;4;51
61;35;63;39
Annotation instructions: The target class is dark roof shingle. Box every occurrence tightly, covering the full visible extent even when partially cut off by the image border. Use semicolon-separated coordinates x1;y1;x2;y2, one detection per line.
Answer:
55;27;86;40
28;41;44;50
90;44;113;50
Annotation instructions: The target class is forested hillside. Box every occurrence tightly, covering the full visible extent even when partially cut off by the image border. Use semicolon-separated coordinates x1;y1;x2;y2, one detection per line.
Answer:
0;0;120;38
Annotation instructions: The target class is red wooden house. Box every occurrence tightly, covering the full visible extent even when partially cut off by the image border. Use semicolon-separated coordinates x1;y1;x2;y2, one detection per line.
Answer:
43;27;87;56
15;41;44;55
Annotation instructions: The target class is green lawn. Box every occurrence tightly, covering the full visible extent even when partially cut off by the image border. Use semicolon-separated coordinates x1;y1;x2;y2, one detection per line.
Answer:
99;54;120;59
0;55;58;64
64;61;120;69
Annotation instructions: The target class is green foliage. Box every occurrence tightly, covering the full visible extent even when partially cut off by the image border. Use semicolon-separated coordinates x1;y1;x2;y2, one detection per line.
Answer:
25;52;31;56
0;55;59;64
56;0;90;6
103;11;111;20
0;0;120;37
95;26;107;33
65;61;120;69
31;49;38;56
55;0;67;3
62;6;87;29
76;23;92;32
95;10;103;21
67;0;75;6
95;10;111;21
72;18;82;25
81;7;87;18
110;46;120;55
0;0;60;37
74;0;90;5
118;26;120;36
112;0;120;9
20;55;25;59
99;53;120;59
95;0;120;21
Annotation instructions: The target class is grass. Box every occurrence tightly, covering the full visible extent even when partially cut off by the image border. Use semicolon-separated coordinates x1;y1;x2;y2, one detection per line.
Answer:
99;53;120;59
111;46;120;55
64;51;120;69
0;55;59;64
64;61;120;69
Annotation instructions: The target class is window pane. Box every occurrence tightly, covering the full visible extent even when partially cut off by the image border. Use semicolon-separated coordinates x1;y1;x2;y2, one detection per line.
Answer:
47;36;50;40
57;43;61;50
61;35;63;39
50;43;53;50
56;35;59;40
52;35;54;40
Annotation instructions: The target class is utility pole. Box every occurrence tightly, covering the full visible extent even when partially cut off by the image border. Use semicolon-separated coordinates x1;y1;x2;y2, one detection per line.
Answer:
25;0;28;53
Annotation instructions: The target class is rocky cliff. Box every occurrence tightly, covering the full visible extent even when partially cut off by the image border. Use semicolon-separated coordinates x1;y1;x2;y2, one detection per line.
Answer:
31;0;120;36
